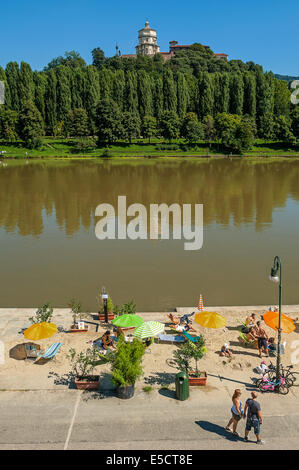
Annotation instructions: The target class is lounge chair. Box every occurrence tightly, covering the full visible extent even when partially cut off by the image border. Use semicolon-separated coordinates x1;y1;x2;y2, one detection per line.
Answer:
156;334;185;345
34;342;63;363
238;332;257;348
181;330;201;343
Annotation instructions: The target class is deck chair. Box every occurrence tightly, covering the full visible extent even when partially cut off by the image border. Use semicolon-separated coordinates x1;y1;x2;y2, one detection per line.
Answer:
181;330;201;343
238;332;256;348
34;342;63;363
156;334;185;345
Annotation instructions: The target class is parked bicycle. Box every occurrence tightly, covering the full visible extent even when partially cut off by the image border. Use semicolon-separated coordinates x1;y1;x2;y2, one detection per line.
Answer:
258;375;289;395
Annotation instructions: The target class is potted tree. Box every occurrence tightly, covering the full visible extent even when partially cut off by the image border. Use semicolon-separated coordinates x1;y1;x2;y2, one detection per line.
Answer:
106;335;145;399
68;299;88;333
68;348;100;390
173;336;207;386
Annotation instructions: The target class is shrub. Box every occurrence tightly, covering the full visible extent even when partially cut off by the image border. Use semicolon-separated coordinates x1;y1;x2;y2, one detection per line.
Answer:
29;303;53;324
68;298;83;327
106;335;145;387
68;348;98;379
113;300;136;316
173;336;206;376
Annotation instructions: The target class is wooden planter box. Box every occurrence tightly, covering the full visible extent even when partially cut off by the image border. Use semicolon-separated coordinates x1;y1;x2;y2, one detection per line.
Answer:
98;312;114;322
188;371;207;386
69;325;89;333
75;376;100;391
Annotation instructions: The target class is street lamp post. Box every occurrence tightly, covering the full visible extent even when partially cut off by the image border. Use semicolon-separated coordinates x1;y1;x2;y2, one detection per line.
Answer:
269;256;282;383
101;287;109;324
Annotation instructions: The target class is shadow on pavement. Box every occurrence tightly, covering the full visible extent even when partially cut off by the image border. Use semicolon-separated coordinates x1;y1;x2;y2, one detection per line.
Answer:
195;421;240;441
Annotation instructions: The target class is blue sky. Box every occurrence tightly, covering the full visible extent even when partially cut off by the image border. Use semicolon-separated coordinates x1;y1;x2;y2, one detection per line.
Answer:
1;0;298;75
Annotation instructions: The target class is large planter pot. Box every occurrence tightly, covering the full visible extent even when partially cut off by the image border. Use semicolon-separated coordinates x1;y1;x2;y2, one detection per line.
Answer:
116;384;135;399
98;312;114;322
75;376;100;391
188;371;207;386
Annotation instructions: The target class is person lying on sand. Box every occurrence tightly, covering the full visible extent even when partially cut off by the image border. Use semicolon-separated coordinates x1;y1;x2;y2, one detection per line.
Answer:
220;343;232;357
167;313;180;325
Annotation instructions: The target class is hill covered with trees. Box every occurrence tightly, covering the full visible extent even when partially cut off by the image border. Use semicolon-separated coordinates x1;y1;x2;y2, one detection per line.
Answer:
0;46;298;154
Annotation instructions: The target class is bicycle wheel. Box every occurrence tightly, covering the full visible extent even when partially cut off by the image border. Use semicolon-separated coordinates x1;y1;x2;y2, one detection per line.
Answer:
285;377;294;387
258;381;266;393
277;384;289;395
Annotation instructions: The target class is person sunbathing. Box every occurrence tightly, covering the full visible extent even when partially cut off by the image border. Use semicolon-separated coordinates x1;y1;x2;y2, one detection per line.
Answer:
167;313;180;325
220;343;232;357
102;330;115;350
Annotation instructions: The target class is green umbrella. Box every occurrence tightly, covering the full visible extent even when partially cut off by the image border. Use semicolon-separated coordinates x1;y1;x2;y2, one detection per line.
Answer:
112;314;144;328
133;321;165;339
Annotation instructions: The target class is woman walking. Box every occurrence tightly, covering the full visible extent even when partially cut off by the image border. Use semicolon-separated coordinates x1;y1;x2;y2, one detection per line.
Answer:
226;389;243;437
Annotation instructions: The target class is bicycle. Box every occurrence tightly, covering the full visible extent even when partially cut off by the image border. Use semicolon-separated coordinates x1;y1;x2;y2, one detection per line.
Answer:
258;375;289;395
268;362;296;387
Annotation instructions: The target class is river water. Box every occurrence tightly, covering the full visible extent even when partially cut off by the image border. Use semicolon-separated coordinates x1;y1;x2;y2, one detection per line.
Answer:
0;158;298;311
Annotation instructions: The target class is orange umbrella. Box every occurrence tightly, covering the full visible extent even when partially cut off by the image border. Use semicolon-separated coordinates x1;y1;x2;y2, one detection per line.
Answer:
24;322;58;341
263;311;295;334
194;312;226;329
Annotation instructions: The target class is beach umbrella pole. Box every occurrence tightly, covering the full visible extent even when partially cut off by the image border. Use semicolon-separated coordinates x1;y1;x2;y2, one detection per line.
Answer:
269;256;282;383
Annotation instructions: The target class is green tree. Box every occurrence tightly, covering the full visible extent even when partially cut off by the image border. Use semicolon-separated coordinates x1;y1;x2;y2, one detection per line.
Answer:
92;47;105;70
198;72;214;119
215;112;254;153
19;100;44;148
96;98;123;144
243;72;257;118
273;115;295;143
67;108;89;137
177;72;189;118
19;62;35;104
0;109;19;141
141;115;157;142
163;69;177;112
159;110;180;142
45;69;57;134
5;62;20;111
181;112;204;143
229;73;244;115
121;112;141;143
137;70;152;118
274;79;291;116
203;114;216;146
56;66;72;122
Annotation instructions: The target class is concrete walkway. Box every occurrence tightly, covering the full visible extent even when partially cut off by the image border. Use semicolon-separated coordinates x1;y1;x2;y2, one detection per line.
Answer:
0;385;298;450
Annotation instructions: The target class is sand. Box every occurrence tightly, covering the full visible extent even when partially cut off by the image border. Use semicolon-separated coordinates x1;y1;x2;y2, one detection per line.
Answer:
0;307;298;391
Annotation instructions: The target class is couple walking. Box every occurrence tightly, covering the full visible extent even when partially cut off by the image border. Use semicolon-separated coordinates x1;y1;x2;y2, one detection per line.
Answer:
226;390;264;445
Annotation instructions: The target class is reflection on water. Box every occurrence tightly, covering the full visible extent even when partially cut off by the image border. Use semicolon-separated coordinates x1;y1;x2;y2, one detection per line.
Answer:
0;158;299;310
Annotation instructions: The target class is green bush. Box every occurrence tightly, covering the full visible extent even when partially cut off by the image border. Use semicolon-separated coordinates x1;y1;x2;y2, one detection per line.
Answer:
173;336;206;376
113;300;136;316
106;335;145;387
68;348;98;378
29;303;53;324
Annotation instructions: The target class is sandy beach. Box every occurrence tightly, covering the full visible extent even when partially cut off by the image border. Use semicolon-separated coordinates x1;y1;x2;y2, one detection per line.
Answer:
1;306;298;391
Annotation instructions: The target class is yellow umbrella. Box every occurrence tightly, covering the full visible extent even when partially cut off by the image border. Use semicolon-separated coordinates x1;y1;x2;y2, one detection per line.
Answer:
24;322;58;341
263;311;295;334
194;312;226;329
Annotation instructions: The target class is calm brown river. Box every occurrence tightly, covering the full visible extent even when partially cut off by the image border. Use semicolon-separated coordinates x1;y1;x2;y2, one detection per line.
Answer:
0;158;299;311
